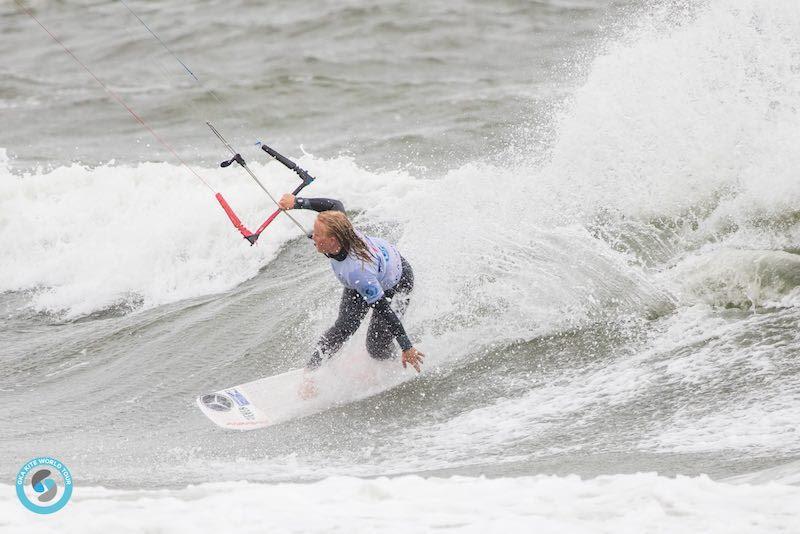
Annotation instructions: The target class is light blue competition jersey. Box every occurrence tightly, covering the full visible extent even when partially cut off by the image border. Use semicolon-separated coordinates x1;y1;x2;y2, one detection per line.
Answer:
330;233;403;304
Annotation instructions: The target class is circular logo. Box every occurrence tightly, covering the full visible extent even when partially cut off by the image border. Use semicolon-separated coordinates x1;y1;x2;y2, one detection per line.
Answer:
364;285;379;298
16;457;73;514
201;393;232;412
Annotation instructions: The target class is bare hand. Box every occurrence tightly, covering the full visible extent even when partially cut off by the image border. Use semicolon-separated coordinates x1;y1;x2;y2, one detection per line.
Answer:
279;193;296;210
402;348;425;373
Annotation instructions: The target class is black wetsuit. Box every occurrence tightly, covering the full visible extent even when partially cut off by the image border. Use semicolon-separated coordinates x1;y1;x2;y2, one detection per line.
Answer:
296;198;414;369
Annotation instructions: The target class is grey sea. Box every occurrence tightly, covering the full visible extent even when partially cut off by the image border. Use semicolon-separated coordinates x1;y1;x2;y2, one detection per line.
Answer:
2;0;800;532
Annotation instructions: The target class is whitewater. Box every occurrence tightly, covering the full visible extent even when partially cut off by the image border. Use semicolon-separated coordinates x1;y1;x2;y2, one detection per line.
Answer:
2;0;800;531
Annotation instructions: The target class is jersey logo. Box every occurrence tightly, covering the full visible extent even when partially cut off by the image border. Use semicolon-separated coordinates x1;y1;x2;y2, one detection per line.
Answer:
378;246;390;274
364;285;380;298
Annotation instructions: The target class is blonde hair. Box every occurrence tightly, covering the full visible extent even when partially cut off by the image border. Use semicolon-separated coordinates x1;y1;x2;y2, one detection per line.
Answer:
317;211;374;263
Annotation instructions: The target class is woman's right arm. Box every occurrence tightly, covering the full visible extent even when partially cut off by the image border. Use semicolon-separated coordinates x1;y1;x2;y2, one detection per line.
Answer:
279;194;344;213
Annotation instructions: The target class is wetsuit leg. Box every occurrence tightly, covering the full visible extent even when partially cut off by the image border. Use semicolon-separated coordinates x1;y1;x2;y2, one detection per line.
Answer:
308;288;370;368
366;258;415;360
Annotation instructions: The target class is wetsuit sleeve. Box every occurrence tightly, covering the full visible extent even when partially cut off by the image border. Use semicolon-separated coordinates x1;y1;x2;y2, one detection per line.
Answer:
371;297;413;351
294;197;344;213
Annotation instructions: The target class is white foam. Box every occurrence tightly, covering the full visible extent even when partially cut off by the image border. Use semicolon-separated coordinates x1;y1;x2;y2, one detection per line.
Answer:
0;155;416;318
351;157;674;369
540;0;800;225
643;398;800;455
1;473;798;533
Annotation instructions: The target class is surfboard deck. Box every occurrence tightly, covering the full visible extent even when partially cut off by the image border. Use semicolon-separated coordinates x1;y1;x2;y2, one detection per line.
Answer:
196;349;409;430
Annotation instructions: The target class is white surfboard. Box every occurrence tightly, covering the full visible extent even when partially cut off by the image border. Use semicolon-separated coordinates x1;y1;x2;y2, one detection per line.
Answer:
196;349;411;430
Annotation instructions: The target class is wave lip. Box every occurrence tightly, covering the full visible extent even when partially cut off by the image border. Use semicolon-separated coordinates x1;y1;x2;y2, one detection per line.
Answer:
669;249;800;309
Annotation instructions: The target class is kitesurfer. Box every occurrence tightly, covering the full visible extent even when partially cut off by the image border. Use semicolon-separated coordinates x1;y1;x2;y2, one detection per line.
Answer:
278;194;424;373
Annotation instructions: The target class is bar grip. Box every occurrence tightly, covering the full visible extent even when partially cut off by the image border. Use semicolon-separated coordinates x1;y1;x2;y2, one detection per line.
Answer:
261;144;297;170
261;144;315;186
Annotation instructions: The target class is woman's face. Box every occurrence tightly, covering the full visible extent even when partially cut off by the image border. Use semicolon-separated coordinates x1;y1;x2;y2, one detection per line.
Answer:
312;218;341;255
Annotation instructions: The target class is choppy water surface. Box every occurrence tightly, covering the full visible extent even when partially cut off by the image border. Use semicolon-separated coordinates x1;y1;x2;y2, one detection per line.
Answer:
1;0;800;531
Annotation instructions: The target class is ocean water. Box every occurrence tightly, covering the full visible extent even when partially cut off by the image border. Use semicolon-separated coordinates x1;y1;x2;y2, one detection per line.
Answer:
2;0;800;531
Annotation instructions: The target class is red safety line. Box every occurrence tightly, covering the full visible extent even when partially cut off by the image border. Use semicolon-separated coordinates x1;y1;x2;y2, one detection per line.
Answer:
253;208;283;236
215;193;254;240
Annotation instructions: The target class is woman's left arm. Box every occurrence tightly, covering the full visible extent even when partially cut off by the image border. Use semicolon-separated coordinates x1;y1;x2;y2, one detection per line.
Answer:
370;298;425;372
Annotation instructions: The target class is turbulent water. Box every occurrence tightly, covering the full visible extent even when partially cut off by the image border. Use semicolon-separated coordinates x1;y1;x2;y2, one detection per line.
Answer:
2;0;800;531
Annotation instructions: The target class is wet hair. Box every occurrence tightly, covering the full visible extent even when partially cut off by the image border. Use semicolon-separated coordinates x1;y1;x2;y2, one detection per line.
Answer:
317;211;374;263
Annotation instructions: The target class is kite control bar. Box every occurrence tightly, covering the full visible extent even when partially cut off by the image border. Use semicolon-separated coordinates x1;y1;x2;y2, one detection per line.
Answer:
217;144;316;245
261;143;316;188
